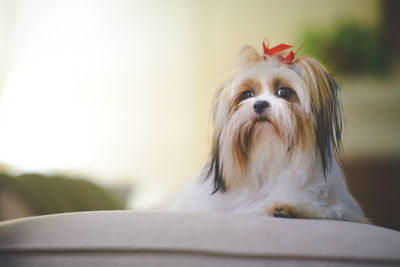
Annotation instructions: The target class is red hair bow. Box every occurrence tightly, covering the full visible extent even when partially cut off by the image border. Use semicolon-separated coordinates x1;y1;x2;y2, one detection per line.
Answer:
262;40;295;64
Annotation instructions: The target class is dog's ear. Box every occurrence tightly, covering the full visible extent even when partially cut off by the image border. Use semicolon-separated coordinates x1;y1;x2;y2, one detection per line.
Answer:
205;83;227;194
294;57;343;176
235;45;262;66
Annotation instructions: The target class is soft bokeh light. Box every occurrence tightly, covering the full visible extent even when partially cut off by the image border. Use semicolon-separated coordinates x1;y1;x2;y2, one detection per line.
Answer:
0;62;92;171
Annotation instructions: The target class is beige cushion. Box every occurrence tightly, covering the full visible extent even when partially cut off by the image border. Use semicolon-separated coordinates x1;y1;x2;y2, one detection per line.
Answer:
0;211;399;266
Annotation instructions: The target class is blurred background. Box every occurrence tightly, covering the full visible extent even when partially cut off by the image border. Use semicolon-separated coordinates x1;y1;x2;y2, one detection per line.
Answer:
0;0;399;230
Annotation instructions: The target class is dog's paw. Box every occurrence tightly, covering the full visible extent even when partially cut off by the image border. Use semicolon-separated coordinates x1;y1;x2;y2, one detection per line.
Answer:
264;202;298;218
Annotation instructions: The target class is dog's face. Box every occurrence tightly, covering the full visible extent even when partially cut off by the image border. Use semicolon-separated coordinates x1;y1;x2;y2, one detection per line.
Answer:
207;46;342;193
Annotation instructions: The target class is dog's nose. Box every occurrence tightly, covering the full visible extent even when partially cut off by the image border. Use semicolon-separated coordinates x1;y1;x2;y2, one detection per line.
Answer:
253;100;270;114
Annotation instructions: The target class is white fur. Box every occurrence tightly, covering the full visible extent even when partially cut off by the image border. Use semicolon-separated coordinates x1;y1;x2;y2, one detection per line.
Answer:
170;50;368;223
171;159;366;222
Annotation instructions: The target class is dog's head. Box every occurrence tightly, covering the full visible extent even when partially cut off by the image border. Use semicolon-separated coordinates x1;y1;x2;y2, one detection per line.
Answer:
207;45;342;193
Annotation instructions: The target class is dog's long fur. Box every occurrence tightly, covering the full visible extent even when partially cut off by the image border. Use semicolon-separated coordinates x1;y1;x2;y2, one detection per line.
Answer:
170;45;368;223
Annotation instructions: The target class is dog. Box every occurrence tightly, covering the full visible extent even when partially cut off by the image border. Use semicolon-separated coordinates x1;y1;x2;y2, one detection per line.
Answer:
170;41;369;223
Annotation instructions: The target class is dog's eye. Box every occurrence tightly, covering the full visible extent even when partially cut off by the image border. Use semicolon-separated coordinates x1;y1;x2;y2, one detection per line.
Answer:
276;87;293;99
241;90;254;100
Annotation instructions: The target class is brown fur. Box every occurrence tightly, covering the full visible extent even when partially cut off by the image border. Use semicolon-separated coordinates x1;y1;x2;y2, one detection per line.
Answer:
294;58;343;175
264;202;299;218
232;122;255;170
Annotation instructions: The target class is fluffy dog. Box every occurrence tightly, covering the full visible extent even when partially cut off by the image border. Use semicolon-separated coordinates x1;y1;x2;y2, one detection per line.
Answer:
171;42;368;223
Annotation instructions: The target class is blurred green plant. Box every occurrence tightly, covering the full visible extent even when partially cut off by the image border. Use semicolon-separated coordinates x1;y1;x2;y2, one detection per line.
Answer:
299;22;388;75
0;173;123;216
